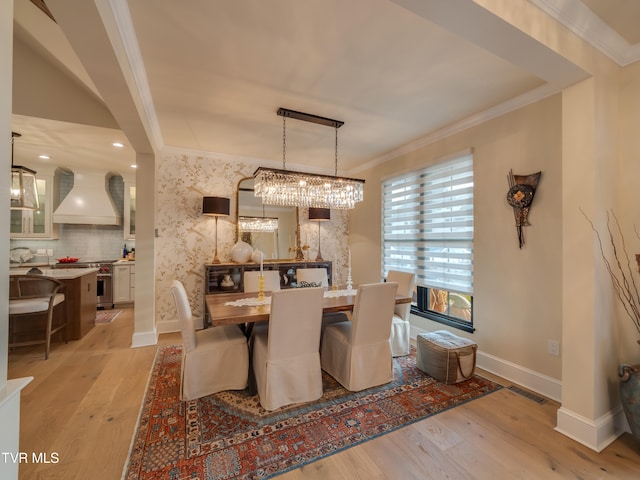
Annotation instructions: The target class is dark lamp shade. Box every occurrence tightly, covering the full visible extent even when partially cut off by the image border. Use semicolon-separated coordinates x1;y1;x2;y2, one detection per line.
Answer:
202;196;230;216
309;207;330;221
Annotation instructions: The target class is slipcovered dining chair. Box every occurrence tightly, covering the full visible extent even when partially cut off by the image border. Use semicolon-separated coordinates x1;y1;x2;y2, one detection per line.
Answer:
243;270;281;293
297;267;346;329
9;274;66;360
320;282;398;391
296;268;329;287
170;280;248;401
252;287;325;410
387;270;416;357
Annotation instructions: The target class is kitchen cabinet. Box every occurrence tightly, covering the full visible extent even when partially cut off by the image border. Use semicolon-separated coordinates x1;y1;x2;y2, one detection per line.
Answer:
114;262;135;306
10;174;58;239
61;270;98;340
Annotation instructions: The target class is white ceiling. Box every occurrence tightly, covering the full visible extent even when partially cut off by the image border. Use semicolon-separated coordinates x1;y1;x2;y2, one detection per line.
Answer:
11;0;640;176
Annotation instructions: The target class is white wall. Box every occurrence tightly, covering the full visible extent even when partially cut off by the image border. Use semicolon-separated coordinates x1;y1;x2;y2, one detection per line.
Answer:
617;60;640;362
353;95;564;381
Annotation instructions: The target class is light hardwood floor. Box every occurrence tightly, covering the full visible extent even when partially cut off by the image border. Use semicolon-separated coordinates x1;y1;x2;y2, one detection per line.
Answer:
8;307;640;479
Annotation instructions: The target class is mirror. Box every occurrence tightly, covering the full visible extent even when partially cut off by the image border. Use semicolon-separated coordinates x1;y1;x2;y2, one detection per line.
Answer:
236;177;298;259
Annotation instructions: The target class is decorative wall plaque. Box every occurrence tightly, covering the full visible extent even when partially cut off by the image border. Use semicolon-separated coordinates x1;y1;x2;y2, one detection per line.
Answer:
506;170;541;249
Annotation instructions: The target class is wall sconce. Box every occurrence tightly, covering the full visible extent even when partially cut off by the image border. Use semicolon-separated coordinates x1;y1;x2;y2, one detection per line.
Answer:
309;207;330;261
203;196;230;263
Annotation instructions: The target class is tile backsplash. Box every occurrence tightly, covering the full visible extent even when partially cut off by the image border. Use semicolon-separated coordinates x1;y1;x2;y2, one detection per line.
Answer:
9;173;134;262
10;224;133;262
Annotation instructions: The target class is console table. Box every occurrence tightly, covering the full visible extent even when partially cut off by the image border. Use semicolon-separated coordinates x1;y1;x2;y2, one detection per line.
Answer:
204;260;332;325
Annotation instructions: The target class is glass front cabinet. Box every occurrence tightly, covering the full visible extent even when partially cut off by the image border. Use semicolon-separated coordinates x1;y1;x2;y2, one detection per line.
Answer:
10;173;58;239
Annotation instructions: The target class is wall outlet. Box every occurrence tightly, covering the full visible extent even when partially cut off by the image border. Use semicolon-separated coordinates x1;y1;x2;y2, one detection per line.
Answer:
547;339;560;356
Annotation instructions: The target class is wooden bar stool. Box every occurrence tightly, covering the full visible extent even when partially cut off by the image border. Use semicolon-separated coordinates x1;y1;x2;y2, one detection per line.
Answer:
9;275;67;360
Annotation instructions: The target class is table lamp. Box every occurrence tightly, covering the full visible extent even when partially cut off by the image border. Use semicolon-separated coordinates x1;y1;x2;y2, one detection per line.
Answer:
308;207;330;261
203;196;230;263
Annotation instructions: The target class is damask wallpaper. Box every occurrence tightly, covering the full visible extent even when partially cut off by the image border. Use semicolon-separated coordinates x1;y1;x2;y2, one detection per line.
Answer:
156;151;351;330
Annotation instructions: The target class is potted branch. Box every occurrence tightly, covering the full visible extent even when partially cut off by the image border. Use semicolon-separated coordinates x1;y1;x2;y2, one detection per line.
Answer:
584;210;640;445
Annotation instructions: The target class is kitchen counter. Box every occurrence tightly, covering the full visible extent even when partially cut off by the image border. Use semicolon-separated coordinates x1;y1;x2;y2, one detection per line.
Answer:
10;267;99;279
10;268;98;340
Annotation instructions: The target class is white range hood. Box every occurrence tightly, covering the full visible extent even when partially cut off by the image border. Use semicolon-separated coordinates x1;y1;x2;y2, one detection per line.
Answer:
53;171;122;225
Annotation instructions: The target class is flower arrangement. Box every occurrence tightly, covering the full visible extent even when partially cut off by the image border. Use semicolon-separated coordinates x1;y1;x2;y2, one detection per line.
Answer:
583;209;640;339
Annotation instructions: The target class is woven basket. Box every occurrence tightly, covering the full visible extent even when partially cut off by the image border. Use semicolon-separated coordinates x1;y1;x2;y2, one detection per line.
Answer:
416;330;477;384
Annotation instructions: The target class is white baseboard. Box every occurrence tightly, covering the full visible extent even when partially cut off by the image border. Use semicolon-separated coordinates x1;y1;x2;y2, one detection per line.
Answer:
410;325;562;402
157;320;179;334
409;326;629;452
556;406;629;452
131;327;158;348
476;350;562;403
157;314;204;335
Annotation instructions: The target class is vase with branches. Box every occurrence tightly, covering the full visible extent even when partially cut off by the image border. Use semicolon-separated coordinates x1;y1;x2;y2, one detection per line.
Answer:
583;209;640;446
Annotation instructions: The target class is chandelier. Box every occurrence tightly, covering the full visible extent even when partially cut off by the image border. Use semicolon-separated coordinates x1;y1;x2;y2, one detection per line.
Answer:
10;132;39;210
253;108;364;210
238;216;279;233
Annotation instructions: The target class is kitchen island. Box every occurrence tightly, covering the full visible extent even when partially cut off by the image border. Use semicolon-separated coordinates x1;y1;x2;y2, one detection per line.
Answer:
10;268;99;340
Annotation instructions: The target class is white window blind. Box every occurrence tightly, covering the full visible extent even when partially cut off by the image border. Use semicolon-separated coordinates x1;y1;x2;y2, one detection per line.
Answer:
382;153;474;294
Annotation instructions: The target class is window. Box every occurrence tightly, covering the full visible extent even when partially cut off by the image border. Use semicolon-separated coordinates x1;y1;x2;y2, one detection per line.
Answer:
382;151;474;331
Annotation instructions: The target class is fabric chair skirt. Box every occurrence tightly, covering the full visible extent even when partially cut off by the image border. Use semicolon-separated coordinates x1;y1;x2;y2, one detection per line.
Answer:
390;314;411;357
321;322;393;392
252;331;323;411
181;324;249;401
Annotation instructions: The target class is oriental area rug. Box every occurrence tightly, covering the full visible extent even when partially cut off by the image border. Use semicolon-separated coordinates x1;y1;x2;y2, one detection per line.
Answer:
123;345;501;480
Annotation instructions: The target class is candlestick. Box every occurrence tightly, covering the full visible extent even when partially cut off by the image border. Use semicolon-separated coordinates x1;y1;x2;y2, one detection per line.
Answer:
260;252;263;273
348;249;351;270
258;273;265;302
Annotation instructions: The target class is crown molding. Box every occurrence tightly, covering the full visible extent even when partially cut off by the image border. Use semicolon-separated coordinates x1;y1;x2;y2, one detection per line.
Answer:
98;0;165;149
352;82;561;174
529;0;640;66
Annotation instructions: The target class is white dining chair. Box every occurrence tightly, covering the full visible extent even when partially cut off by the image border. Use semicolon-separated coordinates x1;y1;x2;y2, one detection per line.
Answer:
171;280;249;401
252;287;325;410
297;267;346;329
386;270;416;357
296;268;329;287
320;282;398;391
244;270;281;293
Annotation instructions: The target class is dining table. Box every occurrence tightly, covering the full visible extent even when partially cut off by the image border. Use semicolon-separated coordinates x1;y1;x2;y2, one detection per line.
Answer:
205;286;412;329
205;286;413;395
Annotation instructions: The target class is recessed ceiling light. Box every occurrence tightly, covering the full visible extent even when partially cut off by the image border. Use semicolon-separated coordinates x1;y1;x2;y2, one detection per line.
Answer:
112;142;125;148
38;155;50;159
131;164;137;169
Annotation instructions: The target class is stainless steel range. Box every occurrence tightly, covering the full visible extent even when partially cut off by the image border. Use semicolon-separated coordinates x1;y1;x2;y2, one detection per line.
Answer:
55;259;117;309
